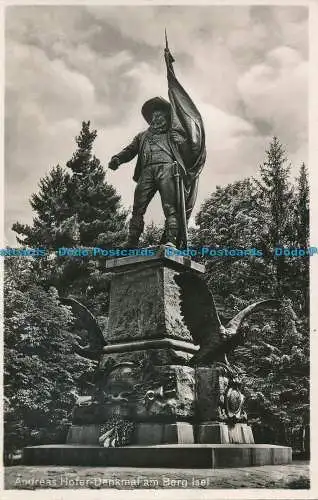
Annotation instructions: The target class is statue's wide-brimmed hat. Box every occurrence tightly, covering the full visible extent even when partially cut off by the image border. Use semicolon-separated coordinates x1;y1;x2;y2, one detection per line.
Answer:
141;96;171;123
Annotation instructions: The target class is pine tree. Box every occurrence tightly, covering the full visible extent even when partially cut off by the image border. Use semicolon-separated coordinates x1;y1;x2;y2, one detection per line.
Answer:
13;121;127;250
291;163;310;316
294;163;309;248
254;137;294;296
12;121;128;313
13;165;73;248
65;122;127;248
251;148;309;448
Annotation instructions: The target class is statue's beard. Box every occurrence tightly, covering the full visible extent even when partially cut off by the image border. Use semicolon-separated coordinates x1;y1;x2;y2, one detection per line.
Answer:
149;117;168;133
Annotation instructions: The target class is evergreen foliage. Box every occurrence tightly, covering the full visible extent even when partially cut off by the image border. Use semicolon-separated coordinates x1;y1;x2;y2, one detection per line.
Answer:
294;163;309;248
139;222;163;247
4;257;95;461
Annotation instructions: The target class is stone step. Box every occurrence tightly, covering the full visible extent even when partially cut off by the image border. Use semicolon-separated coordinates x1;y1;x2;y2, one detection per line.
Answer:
23;444;292;468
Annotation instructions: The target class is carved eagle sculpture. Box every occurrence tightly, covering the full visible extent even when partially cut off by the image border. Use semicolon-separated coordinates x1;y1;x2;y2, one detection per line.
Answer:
59;296;105;360
174;272;281;366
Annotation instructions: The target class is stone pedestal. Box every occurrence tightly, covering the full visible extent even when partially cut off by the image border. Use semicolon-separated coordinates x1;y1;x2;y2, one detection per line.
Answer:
66;248;203;447
65;250;255;448
104;246;204;343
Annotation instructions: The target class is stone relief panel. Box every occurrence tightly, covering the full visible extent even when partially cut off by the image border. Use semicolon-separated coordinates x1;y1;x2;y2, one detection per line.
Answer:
72;362;196;425
106;265;194;343
106;267;165;342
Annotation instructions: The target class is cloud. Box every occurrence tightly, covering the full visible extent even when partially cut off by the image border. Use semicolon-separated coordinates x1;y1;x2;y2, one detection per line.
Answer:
237;45;307;161
5;38;96;245
4;5;308;245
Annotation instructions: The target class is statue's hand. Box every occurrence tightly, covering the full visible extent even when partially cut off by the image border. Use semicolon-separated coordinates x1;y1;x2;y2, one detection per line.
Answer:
108;157;120;171
170;129;185;144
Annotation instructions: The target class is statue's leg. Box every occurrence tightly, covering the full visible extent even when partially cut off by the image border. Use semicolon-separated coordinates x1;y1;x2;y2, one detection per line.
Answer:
127;167;157;247
157;164;178;246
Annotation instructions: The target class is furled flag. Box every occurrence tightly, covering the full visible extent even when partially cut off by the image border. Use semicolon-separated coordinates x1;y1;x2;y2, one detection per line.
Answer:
164;30;207;222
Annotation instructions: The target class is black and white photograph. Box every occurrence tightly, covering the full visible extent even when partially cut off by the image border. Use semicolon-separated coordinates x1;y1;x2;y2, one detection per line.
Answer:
2;0;314;495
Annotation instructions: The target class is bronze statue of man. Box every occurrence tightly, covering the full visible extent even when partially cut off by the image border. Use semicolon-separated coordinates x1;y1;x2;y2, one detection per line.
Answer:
108;37;206;248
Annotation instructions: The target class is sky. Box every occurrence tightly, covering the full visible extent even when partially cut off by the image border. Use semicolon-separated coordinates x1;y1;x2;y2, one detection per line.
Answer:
4;5;308;246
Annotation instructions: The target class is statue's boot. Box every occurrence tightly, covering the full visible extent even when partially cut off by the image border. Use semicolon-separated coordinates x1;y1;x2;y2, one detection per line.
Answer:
121;217;143;248
165;217;178;247
120;231;142;249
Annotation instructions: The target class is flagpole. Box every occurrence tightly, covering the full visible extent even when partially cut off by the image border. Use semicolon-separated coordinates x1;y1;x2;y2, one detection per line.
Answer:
165;29;187;248
179;172;188;248
164;28;175;64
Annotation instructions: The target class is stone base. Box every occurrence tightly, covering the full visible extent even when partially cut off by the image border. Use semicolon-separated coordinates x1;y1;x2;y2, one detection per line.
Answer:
67;425;100;445
133;422;194;445
197;422;254;444
23;444;292;468
67;422;194;446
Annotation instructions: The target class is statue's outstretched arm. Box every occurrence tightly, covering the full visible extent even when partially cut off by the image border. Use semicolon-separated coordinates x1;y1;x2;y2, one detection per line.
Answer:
109;133;141;168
